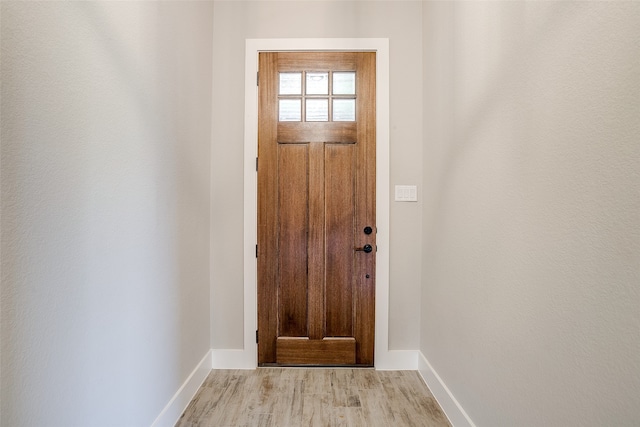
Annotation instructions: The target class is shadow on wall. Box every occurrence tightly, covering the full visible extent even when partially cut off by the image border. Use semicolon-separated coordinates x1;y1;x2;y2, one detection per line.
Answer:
422;1;640;425
1;3;212;426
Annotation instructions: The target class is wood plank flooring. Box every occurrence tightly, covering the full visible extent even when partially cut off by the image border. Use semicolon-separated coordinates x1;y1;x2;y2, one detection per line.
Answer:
175;369;451;427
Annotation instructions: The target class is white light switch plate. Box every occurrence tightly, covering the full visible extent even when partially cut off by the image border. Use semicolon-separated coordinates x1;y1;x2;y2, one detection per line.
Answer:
395;185;418;202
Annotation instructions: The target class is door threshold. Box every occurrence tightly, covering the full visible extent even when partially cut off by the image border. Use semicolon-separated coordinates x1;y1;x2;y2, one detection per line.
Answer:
258;364;375;369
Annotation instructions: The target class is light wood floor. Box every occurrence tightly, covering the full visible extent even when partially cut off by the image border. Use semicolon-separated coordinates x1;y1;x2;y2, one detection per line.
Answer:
175;368;451;427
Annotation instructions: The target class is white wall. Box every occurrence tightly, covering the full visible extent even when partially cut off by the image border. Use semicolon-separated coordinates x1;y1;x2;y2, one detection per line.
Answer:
1;3;213;426
210;1;424;350
421;2;640;426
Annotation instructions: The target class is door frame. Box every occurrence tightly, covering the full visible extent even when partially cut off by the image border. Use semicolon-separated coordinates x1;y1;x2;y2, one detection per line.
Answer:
239;38;401;370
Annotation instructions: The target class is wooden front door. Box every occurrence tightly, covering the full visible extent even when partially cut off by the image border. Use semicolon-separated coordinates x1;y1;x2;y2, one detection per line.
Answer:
257;52;376;366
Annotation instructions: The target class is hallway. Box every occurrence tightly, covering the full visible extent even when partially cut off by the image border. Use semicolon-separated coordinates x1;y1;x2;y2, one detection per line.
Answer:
176;369;450;427
2;2;639;426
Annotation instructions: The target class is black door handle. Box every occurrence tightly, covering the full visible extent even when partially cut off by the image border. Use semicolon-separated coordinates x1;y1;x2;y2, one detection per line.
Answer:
355;244;373;253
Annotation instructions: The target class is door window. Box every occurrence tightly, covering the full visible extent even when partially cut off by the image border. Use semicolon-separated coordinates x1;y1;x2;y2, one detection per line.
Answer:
278;71;357;122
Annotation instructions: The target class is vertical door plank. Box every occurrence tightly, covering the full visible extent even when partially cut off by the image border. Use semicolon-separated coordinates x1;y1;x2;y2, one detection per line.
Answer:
258;52;280;362
354;52;376;365
354;253;375;364
325;144;355;337
278;144;309;337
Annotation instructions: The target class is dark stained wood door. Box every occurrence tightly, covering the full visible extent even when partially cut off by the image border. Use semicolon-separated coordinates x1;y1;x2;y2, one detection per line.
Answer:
257;52;376;366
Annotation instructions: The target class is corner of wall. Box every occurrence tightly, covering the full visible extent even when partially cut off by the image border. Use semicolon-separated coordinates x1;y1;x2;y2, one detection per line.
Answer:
418;352;476;427
211;349;256;370
151;350;213;427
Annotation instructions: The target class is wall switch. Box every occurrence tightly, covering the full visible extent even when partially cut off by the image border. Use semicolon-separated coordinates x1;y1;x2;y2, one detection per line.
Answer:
395;185;418;202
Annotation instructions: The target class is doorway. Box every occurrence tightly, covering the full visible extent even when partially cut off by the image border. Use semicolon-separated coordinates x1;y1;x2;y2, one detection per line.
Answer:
257;52;376;366
239;38;396;370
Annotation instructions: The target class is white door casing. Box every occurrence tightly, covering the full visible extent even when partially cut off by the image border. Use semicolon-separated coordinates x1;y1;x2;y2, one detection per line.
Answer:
209;38;415;370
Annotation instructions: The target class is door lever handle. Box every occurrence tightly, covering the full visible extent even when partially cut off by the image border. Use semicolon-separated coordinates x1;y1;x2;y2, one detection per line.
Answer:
354;244;373;253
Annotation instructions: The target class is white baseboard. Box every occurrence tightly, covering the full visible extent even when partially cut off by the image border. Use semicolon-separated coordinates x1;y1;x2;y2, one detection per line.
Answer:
418;351;476;427
151;350;212;427
209;348;417;371
375;349;418;370
211;349;256;369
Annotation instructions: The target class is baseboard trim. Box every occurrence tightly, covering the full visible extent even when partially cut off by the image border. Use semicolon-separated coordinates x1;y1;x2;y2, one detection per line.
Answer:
375;349;418;370
211;349;256;369
151;349;212;427
209;348;417;370
418;351;476;427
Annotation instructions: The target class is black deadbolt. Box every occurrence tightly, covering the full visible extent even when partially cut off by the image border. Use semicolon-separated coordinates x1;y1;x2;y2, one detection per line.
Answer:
364;226;373;235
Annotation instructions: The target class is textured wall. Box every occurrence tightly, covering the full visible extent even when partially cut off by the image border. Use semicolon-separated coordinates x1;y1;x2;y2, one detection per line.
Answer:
1;3;213;426
421;2;640;425
210;1;424;350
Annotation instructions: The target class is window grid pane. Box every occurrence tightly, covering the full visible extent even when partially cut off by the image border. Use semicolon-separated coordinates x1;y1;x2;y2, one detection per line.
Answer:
333;72;356;95
333;99;356;121
279;99;302;121
306;72;329;95
306;99;329;122
279;72;302;95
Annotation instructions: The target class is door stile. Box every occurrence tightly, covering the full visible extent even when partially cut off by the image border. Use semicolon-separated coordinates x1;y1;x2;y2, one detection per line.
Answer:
354;53;376;365
257;52;279;362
